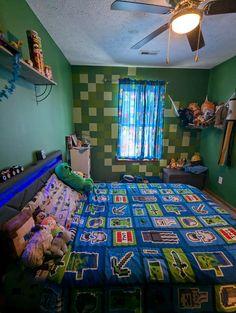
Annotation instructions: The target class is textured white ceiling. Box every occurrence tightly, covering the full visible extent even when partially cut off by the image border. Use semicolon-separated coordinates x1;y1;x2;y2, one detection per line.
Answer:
26;0;236;69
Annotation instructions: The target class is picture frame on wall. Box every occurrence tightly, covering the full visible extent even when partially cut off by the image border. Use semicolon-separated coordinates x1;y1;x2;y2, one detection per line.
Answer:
71;134;78;147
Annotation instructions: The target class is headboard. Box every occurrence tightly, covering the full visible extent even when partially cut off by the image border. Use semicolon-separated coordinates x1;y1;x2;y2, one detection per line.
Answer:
0;150;63;227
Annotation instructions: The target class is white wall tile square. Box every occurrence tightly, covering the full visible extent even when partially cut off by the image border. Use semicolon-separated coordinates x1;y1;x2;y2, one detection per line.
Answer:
80;91;88;100
104;92;112;101
80;74;88;83
111;123;118;139
128;67;136;76
104;108;118;116
139;165;147;172
90;137;97;146
168;146;175;153
169;124;177;132
89;123;97;131
104;145;112;153
73;107;82;123
182;132;190;146
112;165;126;172
89;107;97;116
160;159;167;167
104;158;112;166
163;139;169;146
96;74;104;83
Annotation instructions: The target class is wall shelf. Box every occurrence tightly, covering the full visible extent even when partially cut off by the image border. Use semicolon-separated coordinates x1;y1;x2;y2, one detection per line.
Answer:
0;44;56;86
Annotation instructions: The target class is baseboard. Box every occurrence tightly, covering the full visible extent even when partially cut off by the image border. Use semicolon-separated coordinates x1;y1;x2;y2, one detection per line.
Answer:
204;188;236;212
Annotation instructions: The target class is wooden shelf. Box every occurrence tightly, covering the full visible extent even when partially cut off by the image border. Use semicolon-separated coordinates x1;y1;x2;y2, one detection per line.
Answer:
0;45;56;86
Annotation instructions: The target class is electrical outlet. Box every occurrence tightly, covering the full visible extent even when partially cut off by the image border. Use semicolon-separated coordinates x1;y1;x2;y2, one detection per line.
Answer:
218;176;223;184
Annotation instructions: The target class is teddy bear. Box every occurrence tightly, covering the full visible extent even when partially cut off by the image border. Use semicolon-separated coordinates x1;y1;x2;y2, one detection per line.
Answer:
21;228;53;268
55;162;94;193
50;230;72;257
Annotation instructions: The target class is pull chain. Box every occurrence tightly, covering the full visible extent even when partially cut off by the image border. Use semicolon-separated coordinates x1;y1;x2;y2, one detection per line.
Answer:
195;18;202;63
166;25;171;65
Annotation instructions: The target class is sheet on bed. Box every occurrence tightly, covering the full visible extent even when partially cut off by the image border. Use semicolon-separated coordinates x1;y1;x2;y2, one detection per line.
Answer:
23;174;85;229
48;182;236;313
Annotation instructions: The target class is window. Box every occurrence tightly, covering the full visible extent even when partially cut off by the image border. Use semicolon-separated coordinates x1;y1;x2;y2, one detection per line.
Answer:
117;79;165;160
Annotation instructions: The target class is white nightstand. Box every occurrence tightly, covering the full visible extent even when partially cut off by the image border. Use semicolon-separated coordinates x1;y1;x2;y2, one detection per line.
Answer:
70;147;91;178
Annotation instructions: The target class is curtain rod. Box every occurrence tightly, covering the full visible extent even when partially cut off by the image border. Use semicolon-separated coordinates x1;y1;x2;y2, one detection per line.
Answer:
103;77;169;84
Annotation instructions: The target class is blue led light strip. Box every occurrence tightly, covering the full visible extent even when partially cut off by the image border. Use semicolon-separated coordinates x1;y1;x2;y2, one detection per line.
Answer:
0;155;62;208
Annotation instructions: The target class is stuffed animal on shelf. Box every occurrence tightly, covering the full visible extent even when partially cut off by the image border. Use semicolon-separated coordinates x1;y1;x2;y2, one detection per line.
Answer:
176;158;186;170
55;162;94;193
50;230;72;257
21;228;53;268
167;158;177;169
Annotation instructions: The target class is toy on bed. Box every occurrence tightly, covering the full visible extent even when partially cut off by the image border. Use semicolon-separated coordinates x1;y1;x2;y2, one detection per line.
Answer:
50;230;71;257
33;207;71;236
21;227;53;268
55;162;94;193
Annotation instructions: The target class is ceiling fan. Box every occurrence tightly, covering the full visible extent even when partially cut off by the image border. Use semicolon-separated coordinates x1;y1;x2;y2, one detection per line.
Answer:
111;0;236;52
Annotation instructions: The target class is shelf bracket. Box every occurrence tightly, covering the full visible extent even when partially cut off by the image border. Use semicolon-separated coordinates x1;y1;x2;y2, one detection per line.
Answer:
35;84;53;104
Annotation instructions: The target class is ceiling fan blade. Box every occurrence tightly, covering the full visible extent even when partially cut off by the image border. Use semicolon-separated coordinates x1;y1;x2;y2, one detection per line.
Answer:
131;23;169;49
186;25;205;52
204;0;236;15
111;0;172;15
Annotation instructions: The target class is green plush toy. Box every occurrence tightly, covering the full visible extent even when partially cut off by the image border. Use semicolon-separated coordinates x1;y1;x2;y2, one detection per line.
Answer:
55;162;94;193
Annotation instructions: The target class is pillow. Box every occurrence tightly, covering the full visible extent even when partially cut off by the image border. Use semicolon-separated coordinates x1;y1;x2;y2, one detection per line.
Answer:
2;209;35;257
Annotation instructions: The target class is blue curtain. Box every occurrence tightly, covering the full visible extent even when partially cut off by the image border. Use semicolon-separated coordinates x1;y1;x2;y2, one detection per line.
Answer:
117;79;165;160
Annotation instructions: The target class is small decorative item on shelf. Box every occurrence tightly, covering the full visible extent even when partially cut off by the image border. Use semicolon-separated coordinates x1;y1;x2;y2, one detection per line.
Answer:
44;65;53;80
26;30;44;74
24;59;33;67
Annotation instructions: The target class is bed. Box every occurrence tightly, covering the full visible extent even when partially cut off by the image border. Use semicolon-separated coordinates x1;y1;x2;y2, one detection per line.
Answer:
1;151;236;313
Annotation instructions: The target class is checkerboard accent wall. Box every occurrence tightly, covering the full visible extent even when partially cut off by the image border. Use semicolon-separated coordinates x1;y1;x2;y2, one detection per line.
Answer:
72;66;201;181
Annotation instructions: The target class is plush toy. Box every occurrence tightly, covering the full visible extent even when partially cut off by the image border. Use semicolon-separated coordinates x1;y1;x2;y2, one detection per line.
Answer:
214;102;228;129
167;158;177;169
178;108;194;126
201;98;215;121
33;207;65;237
55;163;94;193
176;158;186;170
188;102;201;118
50;230;72;257
191;153;202;165
21;228;53;268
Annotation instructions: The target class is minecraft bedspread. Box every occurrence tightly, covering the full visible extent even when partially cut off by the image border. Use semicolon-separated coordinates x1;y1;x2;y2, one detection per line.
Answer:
49;182;236;313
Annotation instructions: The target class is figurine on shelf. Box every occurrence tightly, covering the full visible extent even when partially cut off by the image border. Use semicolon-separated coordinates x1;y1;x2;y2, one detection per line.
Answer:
44;65;53;80
26;30;44;74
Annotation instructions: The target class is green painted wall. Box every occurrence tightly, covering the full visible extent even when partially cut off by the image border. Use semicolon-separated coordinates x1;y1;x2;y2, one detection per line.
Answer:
200;55;236;206
72;66;209;181
0;0;73;168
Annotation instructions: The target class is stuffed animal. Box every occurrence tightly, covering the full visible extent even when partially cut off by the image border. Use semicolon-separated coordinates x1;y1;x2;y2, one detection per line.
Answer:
33;207;65;237
188;102;201;118
55;163;94;193
21;228;53;268
50;230;71;257
201;98;215;121
178;108;194;126
167;158;177;169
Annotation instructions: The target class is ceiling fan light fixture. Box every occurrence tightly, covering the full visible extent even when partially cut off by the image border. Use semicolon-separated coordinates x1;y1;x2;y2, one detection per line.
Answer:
171;8;201;34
